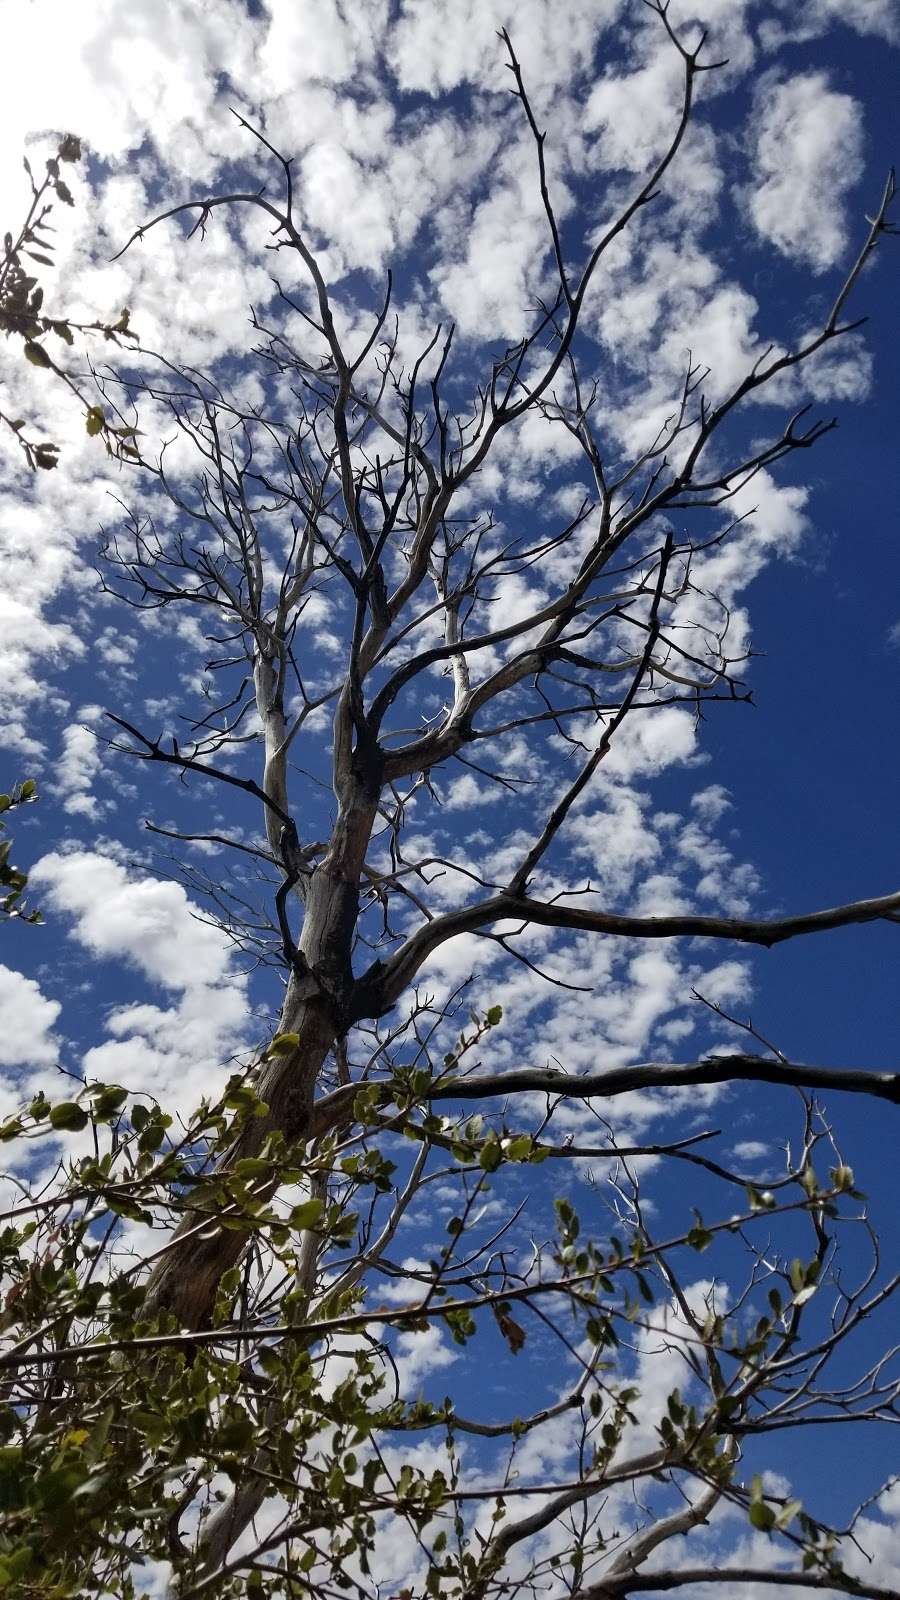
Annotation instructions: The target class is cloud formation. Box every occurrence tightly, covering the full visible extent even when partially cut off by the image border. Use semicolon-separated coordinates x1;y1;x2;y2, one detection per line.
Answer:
748;71;864;271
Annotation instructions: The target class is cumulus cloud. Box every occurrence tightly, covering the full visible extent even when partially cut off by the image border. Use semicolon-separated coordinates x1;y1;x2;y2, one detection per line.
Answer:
386;0;611;98
0;477;99;756
748;72;864;271
30;850;237;990
392;1323;459;1391
0;966;61;1070
80;981;249;1112
585;33;690;175
442;773;503;811
596;706;699;781
761;0;899;47
26;851;250;1110
50;705;105;818
259;0;387;91
0;0;261;205
431;141;559;339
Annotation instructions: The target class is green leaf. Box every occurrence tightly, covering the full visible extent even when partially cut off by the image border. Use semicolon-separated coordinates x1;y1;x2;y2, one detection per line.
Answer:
138;1121;166;1153
289;1198;324;1231
105;1195;153;1224
85;405;105;437
478;1139;502;1173
268;1032;300;1055
585;1317;609;1347
775;1498;803;1530
233;1157;272;1178
1;1548;32;1581
503;1134;533;1162
485;1005;502;1026
219;1267;241;1297
84;1406;114;1466
749;1501;776;1532
90;1084;128;1119
24;341;51;368
218;1412;255;1451
636;1271;655;1304
49;1101;89;1132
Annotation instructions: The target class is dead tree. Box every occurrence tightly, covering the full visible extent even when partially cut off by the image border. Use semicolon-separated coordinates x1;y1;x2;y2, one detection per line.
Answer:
13;7;891;1592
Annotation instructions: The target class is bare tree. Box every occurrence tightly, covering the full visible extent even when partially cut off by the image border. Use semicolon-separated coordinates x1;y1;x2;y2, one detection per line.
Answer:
2;9;899;1599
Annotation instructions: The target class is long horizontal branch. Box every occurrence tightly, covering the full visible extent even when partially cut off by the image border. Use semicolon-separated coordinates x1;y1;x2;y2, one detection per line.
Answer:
0;1186;825;1372
359;886;900;1014
308;1054;899;1145
579;1568;899;1600
430;1055;900;1106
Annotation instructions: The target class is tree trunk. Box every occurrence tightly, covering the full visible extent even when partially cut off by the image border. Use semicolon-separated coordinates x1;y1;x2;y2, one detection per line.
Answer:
140;975;334;1330
142;737;377;1330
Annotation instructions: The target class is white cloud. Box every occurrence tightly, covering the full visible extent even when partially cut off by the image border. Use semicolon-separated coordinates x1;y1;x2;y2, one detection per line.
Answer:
387;0;612;99
691;784;731;823
621;1277;729;1457
585;35;689;175
52;714;104;818
27;850;251;1113
0;480;97;755
0;965;61;1069
259;0;387;90
442;773;503;811
748;72;864;271
299;141;397;273
731;1138;772;1164
762;0;899;47
431;142;558;339
392;1323;459;1392
30;849;239;990
95;626;137;667
0;0;261;203
80;980;249;1112
569;786;661;903
598;706;699;781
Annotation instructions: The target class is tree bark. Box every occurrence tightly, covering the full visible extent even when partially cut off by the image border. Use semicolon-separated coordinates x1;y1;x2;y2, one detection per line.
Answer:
142;700;378;1331
141;973;333;1330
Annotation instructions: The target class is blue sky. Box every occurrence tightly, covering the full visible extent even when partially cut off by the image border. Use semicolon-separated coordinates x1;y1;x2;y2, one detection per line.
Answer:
1;0;900;1592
